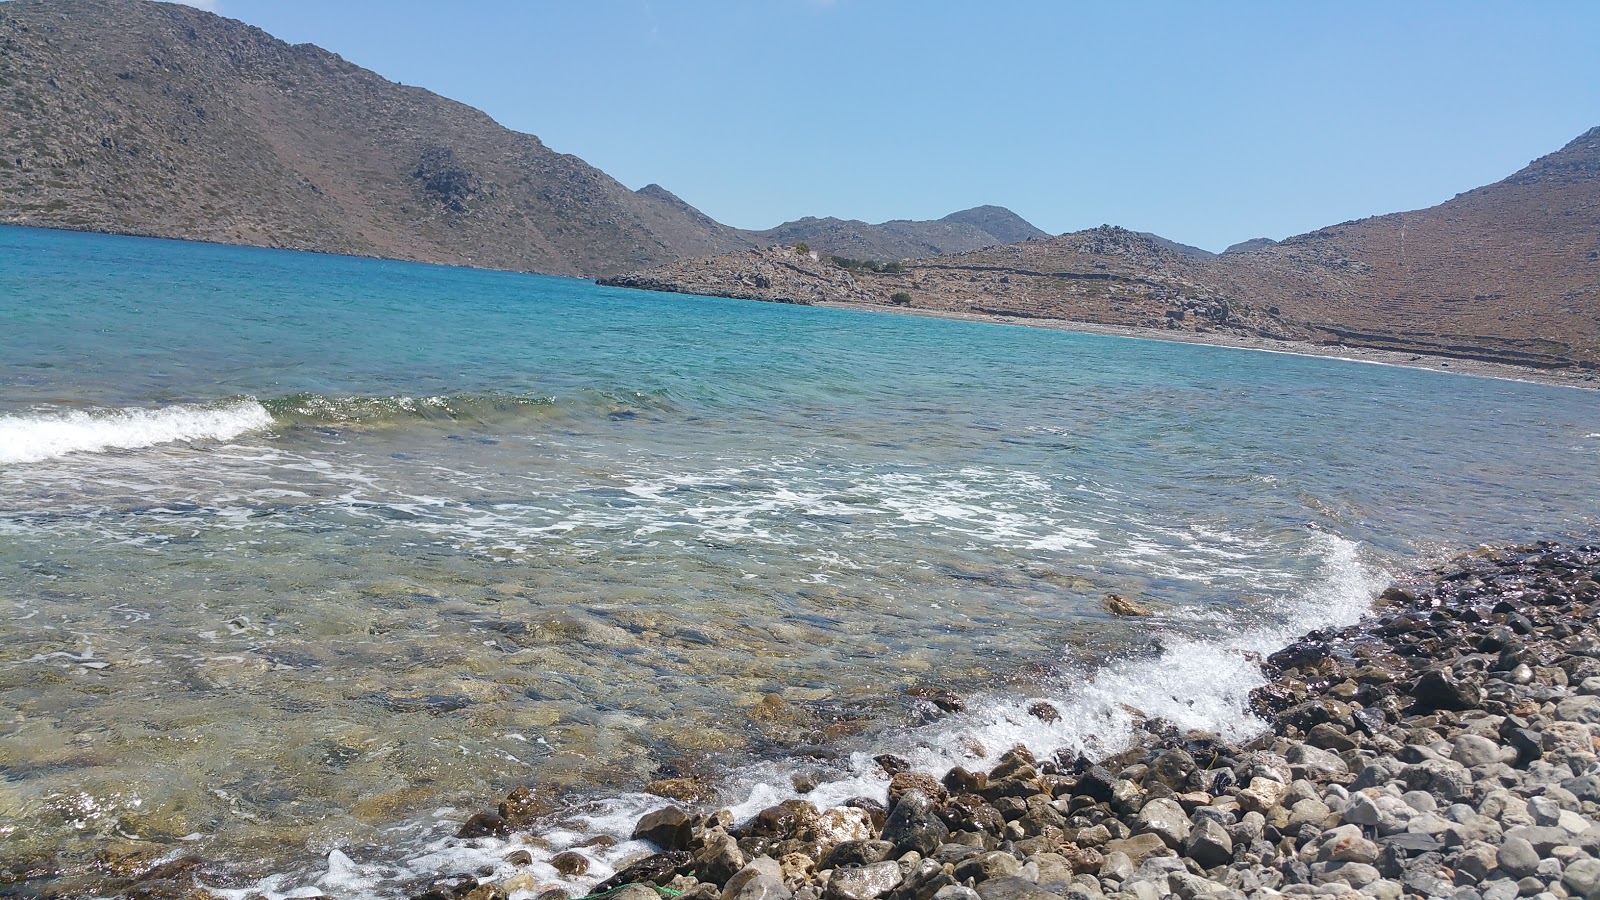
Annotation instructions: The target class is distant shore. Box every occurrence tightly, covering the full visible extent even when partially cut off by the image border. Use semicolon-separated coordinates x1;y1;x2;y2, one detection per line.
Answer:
814;300;1600;392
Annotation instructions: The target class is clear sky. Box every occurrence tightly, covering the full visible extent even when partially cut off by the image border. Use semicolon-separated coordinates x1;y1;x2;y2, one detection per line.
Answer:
172;0;1600;252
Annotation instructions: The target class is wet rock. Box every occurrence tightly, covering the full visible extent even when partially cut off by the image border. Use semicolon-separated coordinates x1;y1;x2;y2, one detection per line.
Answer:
597;852;692;891
505;850;533;867
905;686;965;714
1026;702;1060;724
457;812;509;839
1102;593;1153;617
635;806;694;851
875;755;913;777
823;861;902;900
882;791;949;857
888;859;955;900
500;785;554;828
821;841;896;870
888;774;947;807
550;851;589;877
696;831;746;886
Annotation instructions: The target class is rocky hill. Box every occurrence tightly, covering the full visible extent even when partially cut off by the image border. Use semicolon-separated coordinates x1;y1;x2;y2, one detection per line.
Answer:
0;0;754;276
748;206;1049;262
605;128;1600;369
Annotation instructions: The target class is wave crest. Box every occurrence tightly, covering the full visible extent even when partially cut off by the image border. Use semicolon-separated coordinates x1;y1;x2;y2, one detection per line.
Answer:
0;401;272;465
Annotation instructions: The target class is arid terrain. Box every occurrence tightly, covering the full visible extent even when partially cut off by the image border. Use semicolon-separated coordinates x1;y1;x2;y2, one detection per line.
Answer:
605;128;1600;371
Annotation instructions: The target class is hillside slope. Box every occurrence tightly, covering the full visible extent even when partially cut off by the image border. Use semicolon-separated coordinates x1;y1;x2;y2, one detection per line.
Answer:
0;0;751;275
606;129;1600;369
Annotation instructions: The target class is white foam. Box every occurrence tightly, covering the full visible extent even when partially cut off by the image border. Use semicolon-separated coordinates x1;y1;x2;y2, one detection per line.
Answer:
0;401;272;464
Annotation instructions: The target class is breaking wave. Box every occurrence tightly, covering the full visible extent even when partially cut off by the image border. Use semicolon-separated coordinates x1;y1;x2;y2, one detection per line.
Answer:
0;401;273;465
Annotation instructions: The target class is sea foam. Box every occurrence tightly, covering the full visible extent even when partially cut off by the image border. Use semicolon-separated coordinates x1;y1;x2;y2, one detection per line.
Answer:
0;400;273;465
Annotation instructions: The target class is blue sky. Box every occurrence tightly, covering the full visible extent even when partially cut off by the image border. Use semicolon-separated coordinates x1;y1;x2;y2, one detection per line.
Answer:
174;0;1600;251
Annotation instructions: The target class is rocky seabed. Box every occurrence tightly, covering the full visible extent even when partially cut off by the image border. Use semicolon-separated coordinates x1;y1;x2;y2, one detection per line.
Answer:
108;543;1600;900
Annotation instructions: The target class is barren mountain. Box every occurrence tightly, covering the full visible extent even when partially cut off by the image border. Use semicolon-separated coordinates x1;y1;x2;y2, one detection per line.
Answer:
0;0;752;275
606;128;1600;369
748;205;1049;261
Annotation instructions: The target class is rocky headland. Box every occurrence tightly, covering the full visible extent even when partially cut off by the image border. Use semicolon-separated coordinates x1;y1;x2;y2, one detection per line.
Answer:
370;542;1600;900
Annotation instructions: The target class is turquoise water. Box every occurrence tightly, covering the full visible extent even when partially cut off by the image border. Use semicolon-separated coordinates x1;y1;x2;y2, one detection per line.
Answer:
0;225;1596;897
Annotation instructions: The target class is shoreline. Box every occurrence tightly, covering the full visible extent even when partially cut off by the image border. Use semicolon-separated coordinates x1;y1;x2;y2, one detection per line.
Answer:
812;300;1600;392
387;541;1600;900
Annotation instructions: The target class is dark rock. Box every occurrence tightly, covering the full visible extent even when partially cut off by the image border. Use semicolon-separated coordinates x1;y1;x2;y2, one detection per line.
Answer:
821;840;895;870
456;812;509;839
594;852;691;892
875;755;913;777
1411;667;1483;712
887;859;955;900
550;851;589;877
905;686;965;713
1026;702;1060;724
633;806;693;851
881;791;949;857
942;767;986;794
750;805;798;839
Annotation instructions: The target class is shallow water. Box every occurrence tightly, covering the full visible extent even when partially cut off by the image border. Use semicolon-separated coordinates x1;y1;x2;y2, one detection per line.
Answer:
0;225;1596;897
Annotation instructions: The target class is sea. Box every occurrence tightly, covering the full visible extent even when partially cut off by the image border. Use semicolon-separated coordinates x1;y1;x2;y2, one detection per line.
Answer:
1;224;1596;898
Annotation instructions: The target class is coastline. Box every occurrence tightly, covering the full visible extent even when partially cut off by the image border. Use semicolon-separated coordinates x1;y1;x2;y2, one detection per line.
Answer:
377;540;1600;900
811;300;1600;392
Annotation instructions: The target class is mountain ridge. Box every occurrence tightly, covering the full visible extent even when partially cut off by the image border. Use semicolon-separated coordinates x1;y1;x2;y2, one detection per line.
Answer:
604;129;1600;369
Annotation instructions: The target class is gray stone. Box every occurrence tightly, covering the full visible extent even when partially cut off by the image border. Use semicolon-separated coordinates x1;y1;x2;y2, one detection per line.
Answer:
972;877;1060;900
882;792;949;858
952;852;1021;884
1166;872;1231;900
1453;734;1506;768
1562;857;1600;899
891;859;955;900
1400;759;1475;803
1311;860;1380;888
1098;851;1135;881
1318;825;1379;864
824;862;902;900
729;875;794;900
1481;878;1522;900
1184;818;1233;869
1287;797;1332;829
931;888;979;900
1505;825;1578;854
1133;797;1192;849
1104;833;1173;865
1026;854;1071;888
1531;796;1564;826
1453;842;1499;884
1557;695;1600;726
1286;743;1349;780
